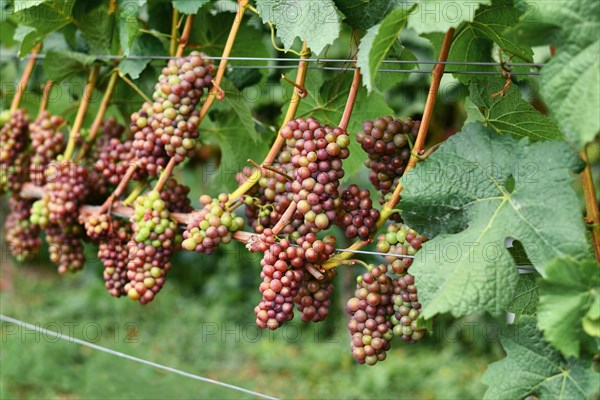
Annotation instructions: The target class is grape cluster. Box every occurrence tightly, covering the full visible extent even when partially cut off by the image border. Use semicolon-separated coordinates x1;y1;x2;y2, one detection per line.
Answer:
357;117;419;199
376;223;426;275
161;178;192;213
98;221;131;297
391;273;425;343
80;212;113;241
124;191;181;304
95;139;141;185
29;111;65;186
44;162;89;226
46;224;86;274
182;193;244;254
280;117;350;234
346;264;395;365
294;269;336;322
336;184;380;240
131;52;213;172
0;109;28;165
255;232;304;330
4;195;41;261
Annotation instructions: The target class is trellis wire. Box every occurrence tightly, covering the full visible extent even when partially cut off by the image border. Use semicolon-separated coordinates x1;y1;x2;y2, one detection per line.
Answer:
0;314;280;400
1;54;543;76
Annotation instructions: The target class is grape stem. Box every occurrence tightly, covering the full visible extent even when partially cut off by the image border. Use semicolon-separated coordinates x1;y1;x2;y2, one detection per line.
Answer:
10;43;42;113
272;201;297;235
170;9;180;57
176;14;194;58
322;28;456;270
153;157;177;193
97;163;139;214
226;41;311;205
123;181;147;206
37;80;54;118
339;66;361;131
75;68;120;162
198;0;250;125
63;65;101;161
580;146;600;262
118;71;152;103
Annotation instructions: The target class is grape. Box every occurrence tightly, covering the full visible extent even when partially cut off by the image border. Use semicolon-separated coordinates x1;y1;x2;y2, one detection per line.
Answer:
124;190;181;304
131;52;214;171
98;221;132;297
357;116;419;200
294;269;336;322
95;139;143;185
44;161;89;226
1;153;29;195
376;223;427;275
346;264;395;365
391;273;425;343
336;184;380;240
254;234;303;330
46;224;86;274
279;117;350;234
0;109;28;165
29;111;65;186
182;193;244;254
161;177;192;213
4;195;41;261
80;212;113;241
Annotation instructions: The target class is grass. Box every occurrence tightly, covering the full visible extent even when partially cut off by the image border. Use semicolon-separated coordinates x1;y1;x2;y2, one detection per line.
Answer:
1;258;497;400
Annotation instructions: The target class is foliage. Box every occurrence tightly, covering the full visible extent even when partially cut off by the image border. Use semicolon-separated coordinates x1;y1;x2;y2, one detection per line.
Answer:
1;0;599;398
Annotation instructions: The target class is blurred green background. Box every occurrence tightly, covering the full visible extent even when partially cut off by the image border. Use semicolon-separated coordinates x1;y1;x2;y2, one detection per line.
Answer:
1;240;502;400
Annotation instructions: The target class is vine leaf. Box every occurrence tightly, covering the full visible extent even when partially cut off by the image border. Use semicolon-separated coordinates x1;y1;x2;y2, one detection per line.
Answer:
73;1;116;55
255;0;343;55
291;69;393;178
43;50;96;83
333;0;398;31
117;0;143;56
424;0;533;84
515;0;600;149
356;5;415;92
482;316;599;400
172;0;210;14
466;78;564;141
408;0;491;34
506;273;539;316
13;0;75;56
119;34;164;79
538;257;600;358
400;122;589;318
211;77;260;143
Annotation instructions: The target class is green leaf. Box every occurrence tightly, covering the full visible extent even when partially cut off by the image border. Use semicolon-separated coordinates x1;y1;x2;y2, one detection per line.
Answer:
119;34;165;79
409;0;491;34
172;0;210;14
73;0;116;55
424;0;533;84
506;273;539;316
374;43;417;92
292;70;393;178
531;0;600;149
13;0;75;56
255;0;343;55
333;0;398;30
210;111;269;191
482;316;599;400
466;78;564;141
212;77;260;143
401;122;589;318
43;50;96;83
538;257;600;357
356;5;414;92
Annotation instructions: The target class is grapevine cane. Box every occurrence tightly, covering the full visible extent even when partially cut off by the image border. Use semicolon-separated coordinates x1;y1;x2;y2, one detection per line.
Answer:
323;28;455;270
63;65;101;161
37;81;54;118
170;9;181;57
580;147;600;262
75;69;120;161
10;44;42;113
227;41;311;205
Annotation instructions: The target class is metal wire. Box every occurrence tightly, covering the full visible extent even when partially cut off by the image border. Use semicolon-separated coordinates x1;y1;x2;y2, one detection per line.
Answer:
0;314;280;400
0;53;546;67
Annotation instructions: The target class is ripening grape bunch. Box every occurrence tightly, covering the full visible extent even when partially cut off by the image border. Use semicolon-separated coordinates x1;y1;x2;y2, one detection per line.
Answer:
0;33;434;369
